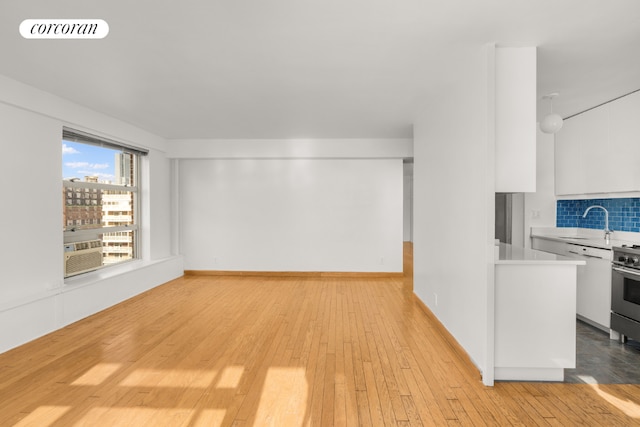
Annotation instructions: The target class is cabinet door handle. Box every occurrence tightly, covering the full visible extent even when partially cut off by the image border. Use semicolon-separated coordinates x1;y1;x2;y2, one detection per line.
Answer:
567;250;604;259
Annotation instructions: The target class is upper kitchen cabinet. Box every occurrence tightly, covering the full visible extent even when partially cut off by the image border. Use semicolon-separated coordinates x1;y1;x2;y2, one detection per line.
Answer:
555;90;640;196
555;106;607;195
608;91;640;190
495;47;537;193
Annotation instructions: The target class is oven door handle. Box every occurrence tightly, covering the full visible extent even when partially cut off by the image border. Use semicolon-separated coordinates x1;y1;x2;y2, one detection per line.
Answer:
612;266;640;278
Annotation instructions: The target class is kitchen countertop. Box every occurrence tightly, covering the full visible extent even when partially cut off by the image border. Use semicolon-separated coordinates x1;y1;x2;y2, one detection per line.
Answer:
531;227;640;250
495;242;585;265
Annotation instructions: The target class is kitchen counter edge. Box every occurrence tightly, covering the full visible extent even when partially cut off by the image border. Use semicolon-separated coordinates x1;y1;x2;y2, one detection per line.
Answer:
495;242;586;265
530;227;640;250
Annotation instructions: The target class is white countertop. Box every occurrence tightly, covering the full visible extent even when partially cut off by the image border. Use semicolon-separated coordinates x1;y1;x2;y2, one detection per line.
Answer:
495;242;585;265
531;227;640;250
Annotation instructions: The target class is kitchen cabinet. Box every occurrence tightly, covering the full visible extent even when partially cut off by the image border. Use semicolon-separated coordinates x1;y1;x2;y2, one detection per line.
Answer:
531;237;568;256
608;90;640;191
555;90;640;195
495;243;583;381
566;244;612;330
554;106;608;195
495;46;537;192
531;236;612;331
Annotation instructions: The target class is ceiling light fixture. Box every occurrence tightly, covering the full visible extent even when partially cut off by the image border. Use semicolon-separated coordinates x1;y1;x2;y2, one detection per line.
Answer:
539;92;563;134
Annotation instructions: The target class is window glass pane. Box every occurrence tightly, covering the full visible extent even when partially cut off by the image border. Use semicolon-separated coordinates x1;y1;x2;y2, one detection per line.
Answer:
62;137;138;277
62;140;135;186
101;230;135;265
101;190;134;227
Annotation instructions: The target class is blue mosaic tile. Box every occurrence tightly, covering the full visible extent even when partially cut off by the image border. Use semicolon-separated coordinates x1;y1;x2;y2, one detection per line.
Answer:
557;198;640;232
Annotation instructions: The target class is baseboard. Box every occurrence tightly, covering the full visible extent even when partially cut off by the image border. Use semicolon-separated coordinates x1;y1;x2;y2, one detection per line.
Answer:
184;270;403;278
576;314;608;333
413;293;482;381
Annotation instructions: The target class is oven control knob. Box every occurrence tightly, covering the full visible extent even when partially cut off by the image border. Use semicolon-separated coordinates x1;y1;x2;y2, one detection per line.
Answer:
632;257;639;265
619;256;628;263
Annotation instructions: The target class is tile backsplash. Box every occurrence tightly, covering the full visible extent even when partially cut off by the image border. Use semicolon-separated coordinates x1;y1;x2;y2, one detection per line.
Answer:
557;198;640;232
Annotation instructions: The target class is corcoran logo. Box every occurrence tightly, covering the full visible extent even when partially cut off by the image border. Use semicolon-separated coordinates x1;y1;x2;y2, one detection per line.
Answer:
20;19;109;39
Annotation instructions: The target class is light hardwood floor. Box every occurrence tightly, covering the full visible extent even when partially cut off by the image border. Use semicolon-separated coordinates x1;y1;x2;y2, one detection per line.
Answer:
1;244;640;426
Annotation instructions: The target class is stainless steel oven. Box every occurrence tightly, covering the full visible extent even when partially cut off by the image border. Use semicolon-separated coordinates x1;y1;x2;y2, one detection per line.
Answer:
611;245;640;342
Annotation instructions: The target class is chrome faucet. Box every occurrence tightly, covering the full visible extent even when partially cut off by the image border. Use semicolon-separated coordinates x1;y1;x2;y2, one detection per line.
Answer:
582;205;612;243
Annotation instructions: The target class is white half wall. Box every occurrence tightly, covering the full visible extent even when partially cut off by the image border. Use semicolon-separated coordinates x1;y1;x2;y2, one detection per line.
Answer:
179;158;404;272
413;45;494;383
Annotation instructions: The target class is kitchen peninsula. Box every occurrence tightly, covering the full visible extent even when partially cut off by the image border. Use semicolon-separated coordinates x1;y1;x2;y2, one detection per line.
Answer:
494;242;585;381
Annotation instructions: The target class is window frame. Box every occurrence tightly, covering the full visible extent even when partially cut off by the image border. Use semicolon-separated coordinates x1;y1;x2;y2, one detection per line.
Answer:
62;128;147;277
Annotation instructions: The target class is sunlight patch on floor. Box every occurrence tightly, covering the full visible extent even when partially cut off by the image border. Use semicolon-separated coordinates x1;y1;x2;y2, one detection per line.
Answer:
81;407;194;426
589;383;640;418
71;363;122;386
254;367;308;426
157;368;218;388
576;374;598;384
216;365;244;389
120;369;217;388
14;406;71;427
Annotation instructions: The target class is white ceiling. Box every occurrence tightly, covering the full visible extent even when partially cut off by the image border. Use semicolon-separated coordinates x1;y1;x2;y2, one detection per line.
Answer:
1;0;639;139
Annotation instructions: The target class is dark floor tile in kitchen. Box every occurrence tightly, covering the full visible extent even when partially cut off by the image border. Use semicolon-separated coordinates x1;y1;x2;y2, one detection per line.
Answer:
564;320;640;384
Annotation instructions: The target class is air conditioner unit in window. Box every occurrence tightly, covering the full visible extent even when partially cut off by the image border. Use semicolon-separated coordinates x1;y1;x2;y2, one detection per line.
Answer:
64;240;103;277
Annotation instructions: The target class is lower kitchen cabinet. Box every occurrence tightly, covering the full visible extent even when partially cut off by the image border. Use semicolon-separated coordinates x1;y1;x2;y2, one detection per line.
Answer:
531;237;568;256
531;237;612;330
494;262;579;381
567;244;612;330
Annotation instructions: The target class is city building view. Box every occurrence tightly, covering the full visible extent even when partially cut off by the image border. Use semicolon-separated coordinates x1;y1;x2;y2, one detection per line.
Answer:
63;144;137;270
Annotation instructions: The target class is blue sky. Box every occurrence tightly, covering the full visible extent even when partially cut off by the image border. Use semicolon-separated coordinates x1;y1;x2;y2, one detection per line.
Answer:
62;140;116;182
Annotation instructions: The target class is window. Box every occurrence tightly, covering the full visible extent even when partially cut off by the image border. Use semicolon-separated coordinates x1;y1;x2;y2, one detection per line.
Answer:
62;128;147;278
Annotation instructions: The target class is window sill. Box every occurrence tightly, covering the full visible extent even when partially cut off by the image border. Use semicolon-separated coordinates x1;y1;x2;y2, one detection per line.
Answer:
62;257;176;290
0;256;181;313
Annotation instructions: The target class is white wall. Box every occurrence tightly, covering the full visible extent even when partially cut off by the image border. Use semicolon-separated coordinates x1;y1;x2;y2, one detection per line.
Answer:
403;163;413;241
523;129;557;248
179;158;404;272
144;149;174;259
0;103;63;301
0;75;182;354
413;45;494;383
167;138;412;159
511;193;525;247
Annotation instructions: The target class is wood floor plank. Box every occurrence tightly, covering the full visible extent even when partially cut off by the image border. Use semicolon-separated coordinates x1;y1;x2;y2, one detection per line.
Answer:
349;310;368;392
362;360;388;426
400;395;424;427
342;342;361;426
323;352;337;426
368;326;408;422
401;366;448;426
